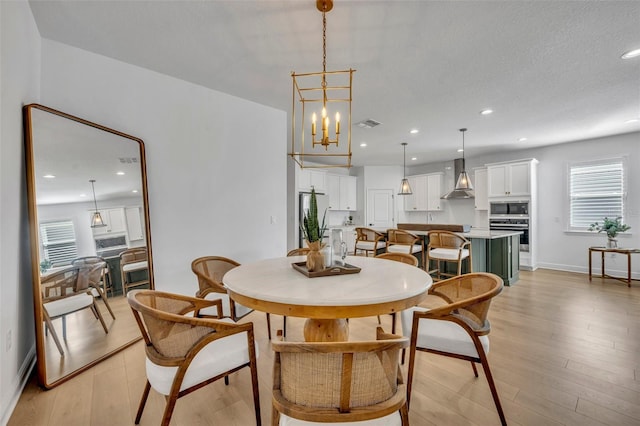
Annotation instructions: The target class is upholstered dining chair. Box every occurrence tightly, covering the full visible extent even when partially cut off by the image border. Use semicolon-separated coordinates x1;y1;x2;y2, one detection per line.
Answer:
374;252;419;333
71;257;115;319
401;272;506;426
271;327;409;426
41;265;109;356
385;229;424;268
128;290;261;426
426;230;472;280
72;255;113;297
354;227;385;257
120;247;149;294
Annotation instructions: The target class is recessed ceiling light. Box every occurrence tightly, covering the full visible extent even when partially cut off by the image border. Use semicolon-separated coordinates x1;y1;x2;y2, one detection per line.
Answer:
43;174;55;179
116;171;125;176
480;109;493;115
621;48;640;59
410;129;419;134
518;137;528;142
457;148;464;153
132;189;138;193
79;193;86;197
360;143;367;147
624;118;639;124
411;157;417;161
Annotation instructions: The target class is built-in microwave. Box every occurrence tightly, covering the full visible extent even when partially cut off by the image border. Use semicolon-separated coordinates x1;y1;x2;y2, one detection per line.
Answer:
490;201;529;217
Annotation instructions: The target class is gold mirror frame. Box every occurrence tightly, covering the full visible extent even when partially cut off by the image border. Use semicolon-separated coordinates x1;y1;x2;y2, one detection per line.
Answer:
23;104;154;388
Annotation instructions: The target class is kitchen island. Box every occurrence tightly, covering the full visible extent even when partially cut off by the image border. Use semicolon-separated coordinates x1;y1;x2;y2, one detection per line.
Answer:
394;225;522;286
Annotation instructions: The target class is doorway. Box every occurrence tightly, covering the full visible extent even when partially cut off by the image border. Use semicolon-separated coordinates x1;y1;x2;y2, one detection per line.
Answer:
366;189;395;228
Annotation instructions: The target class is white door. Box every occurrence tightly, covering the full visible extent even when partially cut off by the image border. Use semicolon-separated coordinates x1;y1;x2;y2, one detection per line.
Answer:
366;189;395;228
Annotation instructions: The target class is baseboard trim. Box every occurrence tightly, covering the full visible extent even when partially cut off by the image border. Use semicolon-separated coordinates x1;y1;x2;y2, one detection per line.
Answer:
1;345;36;426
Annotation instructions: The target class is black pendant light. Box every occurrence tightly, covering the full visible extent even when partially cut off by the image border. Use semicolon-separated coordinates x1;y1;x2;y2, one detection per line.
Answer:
89;179;107;228
454;128;473;190
398;142;413;195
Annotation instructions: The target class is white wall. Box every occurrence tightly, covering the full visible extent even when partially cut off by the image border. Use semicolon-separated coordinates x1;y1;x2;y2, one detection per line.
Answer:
0;1;40;423
40;39;288;294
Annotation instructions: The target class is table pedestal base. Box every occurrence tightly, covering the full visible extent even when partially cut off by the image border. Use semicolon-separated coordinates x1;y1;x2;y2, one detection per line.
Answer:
303;319;349;342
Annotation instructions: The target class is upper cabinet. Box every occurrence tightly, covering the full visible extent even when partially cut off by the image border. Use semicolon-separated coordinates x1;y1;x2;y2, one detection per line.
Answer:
474;168;488;210
487;160;536;198
298;169;327;193
404;173;443;211
327;174;357;211
91;207;127;236
125;206;145;241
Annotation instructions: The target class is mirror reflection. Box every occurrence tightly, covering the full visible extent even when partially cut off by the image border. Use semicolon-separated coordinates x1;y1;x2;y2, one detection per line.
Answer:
24;104;154;388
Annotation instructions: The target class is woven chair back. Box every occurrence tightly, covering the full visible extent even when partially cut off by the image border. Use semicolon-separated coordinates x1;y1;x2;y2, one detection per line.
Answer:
355;227;383;242
375;252;418;266
428;230;468;249
41;267;79;301
387;229;419;245
191;256;239;294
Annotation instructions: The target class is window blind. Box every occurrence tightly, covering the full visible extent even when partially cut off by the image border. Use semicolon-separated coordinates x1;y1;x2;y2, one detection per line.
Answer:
40;220;78;265
569;159;625;230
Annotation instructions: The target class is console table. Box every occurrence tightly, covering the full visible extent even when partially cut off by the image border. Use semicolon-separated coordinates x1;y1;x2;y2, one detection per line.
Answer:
588;247;640;287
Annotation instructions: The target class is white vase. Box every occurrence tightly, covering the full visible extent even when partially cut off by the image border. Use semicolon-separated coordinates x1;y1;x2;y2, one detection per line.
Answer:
607;238;617;249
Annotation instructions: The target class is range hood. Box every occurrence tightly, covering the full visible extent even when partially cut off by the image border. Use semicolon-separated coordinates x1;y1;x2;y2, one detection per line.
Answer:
441;158;475;199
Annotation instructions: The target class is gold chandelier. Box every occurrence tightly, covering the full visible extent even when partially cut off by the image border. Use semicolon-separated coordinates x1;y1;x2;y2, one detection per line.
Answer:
289;0;355;169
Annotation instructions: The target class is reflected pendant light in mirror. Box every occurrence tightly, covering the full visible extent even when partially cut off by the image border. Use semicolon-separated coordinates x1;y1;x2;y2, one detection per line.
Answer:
89;179;107;228
455;128;473;190
398;142;412;195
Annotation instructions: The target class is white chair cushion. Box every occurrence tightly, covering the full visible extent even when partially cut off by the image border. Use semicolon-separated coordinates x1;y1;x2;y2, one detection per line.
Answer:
146;318;257;395
355;241;381;251
279;411;401;426
44;294;94;318
202;292;252;319
429;248;469;261
401;307;489;358
387;244;422;254
122;260;148;272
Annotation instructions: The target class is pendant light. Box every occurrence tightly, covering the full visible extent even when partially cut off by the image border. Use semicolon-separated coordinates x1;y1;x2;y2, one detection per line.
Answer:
454;128;473;190
398;142;413;195
89;179;107;228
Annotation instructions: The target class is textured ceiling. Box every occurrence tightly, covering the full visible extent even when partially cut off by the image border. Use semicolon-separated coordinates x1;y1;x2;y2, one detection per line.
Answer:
28;0;640;166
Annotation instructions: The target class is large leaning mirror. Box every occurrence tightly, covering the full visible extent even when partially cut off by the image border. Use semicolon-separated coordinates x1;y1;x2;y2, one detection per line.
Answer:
23;104;154;388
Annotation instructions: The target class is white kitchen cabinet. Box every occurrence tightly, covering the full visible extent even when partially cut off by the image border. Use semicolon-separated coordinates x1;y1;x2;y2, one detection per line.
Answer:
298;169;327;193
487;160;533;198
404;175;426;211
474;168;488;210
125;206;145;241
327;174;357;211
426;173;443;211
91;208;126;236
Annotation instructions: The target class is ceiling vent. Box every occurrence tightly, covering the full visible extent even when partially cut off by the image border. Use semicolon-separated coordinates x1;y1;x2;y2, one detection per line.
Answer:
119;157;139;164
355;119;381;128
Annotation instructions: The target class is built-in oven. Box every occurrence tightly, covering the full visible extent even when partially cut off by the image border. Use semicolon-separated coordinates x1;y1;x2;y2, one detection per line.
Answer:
489;218;529;252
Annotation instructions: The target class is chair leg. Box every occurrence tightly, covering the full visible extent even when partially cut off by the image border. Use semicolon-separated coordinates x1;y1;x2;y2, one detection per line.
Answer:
391;312;397;334
478;354;507;426
283;316;287;337
266;313;272;339
399;402;410;426
248;331;262;426
92;301;109;334
62;316;67;340
271;406;280;426
224;375;230;385
160;392;179;426
135;380;151;424
471;361;478;377
43;314;64;357
95;285;116;319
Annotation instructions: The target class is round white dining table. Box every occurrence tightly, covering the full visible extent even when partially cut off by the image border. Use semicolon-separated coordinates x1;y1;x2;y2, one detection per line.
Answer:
224;255;432;341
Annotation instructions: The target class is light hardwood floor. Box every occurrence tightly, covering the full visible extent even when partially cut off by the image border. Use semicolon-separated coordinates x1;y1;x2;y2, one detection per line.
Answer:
9;269;640;425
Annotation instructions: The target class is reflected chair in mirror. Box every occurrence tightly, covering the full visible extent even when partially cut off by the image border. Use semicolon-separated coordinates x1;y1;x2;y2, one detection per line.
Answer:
385;229;424;268
41;266;109;357
128;290;261;426
271;327;409;426
375;252;419;334
120;247;149;295
354;227;385;257
401;273;506;426
71;256;115;319
426;230;472;281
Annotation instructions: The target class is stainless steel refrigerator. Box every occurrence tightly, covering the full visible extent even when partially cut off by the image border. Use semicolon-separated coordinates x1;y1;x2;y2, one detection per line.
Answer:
299;192;331;248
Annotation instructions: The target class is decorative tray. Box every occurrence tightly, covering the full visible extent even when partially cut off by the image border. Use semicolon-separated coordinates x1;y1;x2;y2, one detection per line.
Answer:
291;261;361;278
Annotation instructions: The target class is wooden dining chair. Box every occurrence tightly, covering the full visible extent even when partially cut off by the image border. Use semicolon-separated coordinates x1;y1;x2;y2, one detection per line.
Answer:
354;227;385;257
271;327;409;426
426;230;472;280
72;257;115;319
72;255;113;297
385;229;424;268
401;272;506;426
120;247;149;295
128;290;261;426
375;252;419;333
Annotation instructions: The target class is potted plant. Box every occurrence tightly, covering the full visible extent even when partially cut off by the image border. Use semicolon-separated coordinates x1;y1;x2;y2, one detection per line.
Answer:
300;188;328;271
588;216;630;248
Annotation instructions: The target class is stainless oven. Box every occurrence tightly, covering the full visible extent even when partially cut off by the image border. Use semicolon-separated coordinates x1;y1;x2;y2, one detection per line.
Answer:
489;218;529;252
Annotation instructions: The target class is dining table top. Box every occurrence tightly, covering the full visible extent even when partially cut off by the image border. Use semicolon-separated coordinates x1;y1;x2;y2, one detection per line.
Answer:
223;255;432;319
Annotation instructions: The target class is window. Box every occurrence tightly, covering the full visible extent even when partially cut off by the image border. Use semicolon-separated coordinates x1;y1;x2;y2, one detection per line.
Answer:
40;220;78;265
569;158;625;230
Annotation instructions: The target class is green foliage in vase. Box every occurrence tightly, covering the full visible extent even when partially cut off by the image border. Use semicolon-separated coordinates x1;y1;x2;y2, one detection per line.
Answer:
300;188;328;243
588;216;630;239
